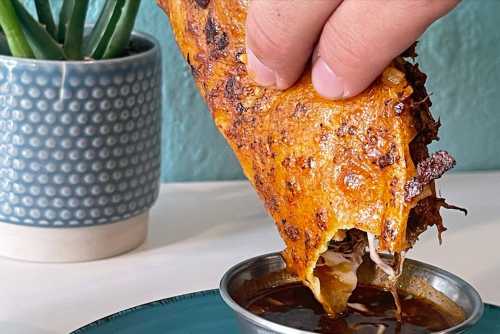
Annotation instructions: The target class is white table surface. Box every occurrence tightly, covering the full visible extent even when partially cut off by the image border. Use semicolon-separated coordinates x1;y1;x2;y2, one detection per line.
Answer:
0;171;499;334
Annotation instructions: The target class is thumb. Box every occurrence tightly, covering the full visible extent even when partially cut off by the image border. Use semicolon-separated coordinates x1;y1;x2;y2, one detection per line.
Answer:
312;0;459;99
246;0;341;89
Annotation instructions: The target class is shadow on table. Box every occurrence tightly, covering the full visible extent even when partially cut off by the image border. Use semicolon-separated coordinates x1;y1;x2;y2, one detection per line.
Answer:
133;182;270;252
0;322;56;334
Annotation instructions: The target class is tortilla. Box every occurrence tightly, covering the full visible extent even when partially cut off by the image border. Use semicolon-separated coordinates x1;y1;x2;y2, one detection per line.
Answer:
161;0;454;315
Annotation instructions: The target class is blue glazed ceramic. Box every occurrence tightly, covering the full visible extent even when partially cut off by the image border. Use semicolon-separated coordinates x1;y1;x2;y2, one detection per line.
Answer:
71;290;500;334
0;33;162;228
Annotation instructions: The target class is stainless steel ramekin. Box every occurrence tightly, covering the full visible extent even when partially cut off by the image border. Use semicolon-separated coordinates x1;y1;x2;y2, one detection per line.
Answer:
220;252;483;334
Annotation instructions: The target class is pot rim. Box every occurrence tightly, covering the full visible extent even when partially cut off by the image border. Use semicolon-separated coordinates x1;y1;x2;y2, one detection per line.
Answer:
0;30;159;66
219;252;484;334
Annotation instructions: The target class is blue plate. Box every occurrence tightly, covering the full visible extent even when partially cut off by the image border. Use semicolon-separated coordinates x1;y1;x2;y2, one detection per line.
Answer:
72;290;500;333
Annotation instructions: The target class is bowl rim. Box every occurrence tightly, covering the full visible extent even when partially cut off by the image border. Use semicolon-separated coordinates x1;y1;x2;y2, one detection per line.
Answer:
0;30;160;66
219;252;484;334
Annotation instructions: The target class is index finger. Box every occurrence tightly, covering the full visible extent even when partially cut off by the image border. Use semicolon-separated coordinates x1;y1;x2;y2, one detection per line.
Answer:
246;0;342;89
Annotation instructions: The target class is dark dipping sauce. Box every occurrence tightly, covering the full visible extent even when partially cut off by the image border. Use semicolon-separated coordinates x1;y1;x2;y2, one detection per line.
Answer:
246;283;456;333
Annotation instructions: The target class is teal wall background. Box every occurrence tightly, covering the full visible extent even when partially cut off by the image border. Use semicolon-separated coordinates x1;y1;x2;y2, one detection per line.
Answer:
22;1;500;181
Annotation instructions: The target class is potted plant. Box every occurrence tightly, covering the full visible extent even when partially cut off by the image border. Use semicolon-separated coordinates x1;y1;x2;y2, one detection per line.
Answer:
0;0;162;262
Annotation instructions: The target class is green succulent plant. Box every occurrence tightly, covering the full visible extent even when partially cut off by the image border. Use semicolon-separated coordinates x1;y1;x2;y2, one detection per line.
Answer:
0;0;141;60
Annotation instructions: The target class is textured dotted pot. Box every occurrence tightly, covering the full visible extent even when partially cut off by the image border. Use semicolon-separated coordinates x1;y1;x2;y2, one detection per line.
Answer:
0;33;161;262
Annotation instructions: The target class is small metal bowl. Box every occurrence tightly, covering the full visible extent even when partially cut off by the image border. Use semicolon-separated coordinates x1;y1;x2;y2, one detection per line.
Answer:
220;252;483;334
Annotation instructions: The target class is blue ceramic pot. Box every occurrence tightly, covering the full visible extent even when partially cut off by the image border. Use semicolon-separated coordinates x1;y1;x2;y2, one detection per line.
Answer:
0;33;161;262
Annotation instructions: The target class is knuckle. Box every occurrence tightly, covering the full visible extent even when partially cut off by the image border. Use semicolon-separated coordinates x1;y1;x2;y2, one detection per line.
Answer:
246;9;296;64
393;0;459;19
320;20;366;74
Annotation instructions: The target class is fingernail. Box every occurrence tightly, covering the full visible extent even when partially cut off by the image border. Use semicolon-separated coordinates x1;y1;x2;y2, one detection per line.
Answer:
247;47;276;87
312;57;345;99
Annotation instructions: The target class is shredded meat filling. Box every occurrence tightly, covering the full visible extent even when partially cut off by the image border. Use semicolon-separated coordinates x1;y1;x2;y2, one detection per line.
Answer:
405;151;456;202
314;230;368;314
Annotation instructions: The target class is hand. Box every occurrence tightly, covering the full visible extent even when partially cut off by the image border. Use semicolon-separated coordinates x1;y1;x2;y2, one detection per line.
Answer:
246;0;459;99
